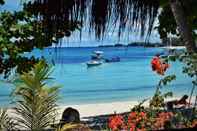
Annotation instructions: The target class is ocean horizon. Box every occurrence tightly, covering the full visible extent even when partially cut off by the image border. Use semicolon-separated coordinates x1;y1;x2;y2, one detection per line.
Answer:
0;47;192;106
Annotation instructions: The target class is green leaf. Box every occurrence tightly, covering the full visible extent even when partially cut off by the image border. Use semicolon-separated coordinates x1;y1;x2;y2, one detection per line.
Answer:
12;61;60;130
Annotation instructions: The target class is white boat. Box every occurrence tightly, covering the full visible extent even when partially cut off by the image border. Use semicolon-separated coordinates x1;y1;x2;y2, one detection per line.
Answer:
93;51;104;54
160;36;186;56
91;51;104;60
86;60;102;67
160;46;186;50
160;46;186;56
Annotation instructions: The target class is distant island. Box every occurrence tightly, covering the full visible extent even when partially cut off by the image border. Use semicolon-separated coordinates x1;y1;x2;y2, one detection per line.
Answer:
98;37;184;48
98;42;164;48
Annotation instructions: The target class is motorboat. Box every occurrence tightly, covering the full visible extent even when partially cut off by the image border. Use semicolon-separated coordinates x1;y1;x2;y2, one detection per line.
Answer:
160;46;186;56
105;57;120;63
86;60;102;67
91;51;104;60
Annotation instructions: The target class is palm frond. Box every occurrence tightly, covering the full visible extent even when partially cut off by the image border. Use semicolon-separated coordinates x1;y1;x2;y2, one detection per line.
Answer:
0;108;17;130
12;61;60;130
24;0;159;39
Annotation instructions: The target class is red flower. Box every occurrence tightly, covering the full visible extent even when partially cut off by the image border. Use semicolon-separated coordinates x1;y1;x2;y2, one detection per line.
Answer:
153;112;174;129
127;112;148;131
129;112;137;119
151;56;170;75
129;123;136;131
139;112;146;118
137;128;146;131
108;115;125;131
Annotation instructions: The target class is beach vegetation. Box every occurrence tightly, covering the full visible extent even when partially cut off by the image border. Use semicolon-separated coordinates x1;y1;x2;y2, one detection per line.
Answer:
156;1;197;46
0;0;4;5
107;55;197;130
25;0;197;52
163;52;197;106
0;0;196;78
0;1;81;78
108;109;197;130
11;60;60;130
149;75;175;109
0;108;17;130
0;0;196;131
177;52;197;105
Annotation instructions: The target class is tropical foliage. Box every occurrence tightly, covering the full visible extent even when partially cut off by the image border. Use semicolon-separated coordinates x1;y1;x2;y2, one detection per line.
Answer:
12;60;60;130
164;52;197;105
149;75;175;109
0;0;196;130
108;109;197;131
180;53;197;104
24;0;159;39
0;108;16;130
0;2;80;78
157;0;197;38
24;0;197;52
0;0;196;78
0;0;4;5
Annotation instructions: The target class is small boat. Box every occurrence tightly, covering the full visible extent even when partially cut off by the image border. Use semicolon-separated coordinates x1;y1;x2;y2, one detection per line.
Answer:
160;36;185;56
105;57;120;63
86;60;102;67
91;51;104;60
160;46;186;56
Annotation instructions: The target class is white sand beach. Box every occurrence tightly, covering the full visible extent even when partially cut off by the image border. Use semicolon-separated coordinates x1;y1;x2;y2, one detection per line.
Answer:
58;101;140;119
56;96;196;121
6;96;196;124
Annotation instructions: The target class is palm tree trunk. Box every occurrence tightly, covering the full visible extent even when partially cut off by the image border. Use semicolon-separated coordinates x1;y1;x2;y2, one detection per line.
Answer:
169;0;197;53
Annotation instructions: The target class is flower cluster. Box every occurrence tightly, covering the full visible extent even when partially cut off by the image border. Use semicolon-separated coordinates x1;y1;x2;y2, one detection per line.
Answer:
108;114;126;131
127;112;147;131
153;112;174;130
151;56;170;75
108;111;197;130
108;111;176;131
108;112;148;131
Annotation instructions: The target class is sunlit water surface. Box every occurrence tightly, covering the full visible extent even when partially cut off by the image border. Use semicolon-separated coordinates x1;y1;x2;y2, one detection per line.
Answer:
0;47;192;106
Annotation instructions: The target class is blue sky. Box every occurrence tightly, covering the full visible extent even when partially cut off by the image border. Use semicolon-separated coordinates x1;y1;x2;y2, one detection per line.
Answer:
1;0;161;47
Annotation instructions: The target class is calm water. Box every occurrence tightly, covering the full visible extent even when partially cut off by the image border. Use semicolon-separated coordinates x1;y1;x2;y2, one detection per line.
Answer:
0;47;192;106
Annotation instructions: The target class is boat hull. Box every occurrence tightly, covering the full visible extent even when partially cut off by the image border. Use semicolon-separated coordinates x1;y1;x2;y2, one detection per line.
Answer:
86;61;102;67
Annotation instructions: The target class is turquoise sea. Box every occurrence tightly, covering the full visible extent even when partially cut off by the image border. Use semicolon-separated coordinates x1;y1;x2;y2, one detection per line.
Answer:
0;47;193;106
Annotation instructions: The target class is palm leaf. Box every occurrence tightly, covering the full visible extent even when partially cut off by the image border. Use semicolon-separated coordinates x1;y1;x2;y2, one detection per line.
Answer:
12;61;60;130
0;108;17;130
25;0;159;39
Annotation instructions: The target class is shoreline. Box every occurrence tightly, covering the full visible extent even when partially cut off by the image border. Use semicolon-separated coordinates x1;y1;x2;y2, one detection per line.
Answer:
58;101;140;119
5;96;196;123
56;96;196;121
